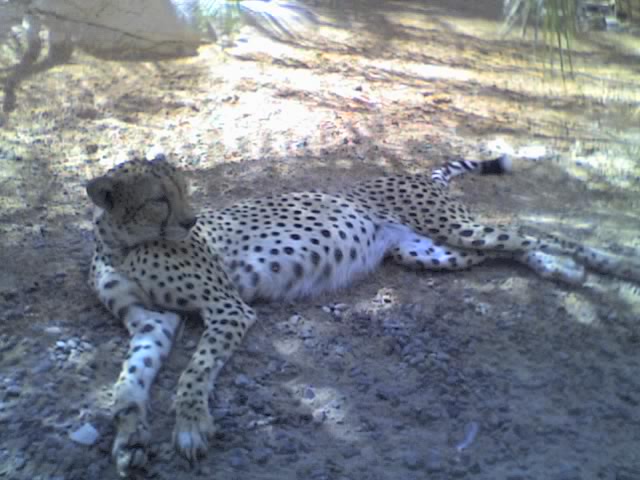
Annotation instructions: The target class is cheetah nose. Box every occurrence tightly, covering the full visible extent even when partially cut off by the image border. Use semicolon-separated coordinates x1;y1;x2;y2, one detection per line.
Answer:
180;217;198;230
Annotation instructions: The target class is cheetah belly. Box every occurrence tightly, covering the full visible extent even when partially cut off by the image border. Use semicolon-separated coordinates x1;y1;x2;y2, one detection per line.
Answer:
200;196;414;302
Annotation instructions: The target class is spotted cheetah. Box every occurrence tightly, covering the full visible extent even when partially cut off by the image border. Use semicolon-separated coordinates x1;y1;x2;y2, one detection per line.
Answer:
86;154;639;476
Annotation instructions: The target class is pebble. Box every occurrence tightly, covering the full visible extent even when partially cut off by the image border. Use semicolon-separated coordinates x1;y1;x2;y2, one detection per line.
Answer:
5;385;21;398
228;448;248;469
402;450;424;470
341;445;361;459
234;374;253;388
44;326;63;335
334;345;347;356
33;358;55;374
13;455;26;470
272;434;298;454
69;423;99;446
426;449;444;472
299;325;314;339
251;446;273;464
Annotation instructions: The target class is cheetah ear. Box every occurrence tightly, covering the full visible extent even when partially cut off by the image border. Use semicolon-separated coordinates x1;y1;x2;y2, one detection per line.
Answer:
87;176;117;211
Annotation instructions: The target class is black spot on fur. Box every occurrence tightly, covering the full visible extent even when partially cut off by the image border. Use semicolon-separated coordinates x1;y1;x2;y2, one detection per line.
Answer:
141;324;155;333
177;298;189;307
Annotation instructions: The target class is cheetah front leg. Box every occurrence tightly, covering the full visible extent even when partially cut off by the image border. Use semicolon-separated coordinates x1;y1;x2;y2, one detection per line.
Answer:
112;306;180;476
173;301;257;461
93;265;181;476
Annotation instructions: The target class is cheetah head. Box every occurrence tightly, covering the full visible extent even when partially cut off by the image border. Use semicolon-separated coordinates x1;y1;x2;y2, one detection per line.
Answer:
86;155;197;249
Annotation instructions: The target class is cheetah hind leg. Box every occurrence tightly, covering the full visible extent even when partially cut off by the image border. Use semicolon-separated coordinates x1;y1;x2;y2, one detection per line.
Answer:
389;233;489;271
513;230;640;284
517;250;586;285
390;232;587;284
112;307;181;477
549;238;640;284
436;223;630;284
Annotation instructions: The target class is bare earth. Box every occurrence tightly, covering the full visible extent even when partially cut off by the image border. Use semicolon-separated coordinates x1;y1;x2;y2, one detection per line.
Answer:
1;1;640;479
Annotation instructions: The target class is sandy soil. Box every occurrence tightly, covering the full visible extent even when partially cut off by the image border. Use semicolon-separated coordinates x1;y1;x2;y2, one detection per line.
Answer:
1;1;640;479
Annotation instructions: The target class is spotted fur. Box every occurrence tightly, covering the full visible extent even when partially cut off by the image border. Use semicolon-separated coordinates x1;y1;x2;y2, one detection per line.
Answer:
87;154;639;476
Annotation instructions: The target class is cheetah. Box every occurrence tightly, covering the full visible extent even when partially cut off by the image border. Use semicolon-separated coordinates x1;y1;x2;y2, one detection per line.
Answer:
86;154;639;476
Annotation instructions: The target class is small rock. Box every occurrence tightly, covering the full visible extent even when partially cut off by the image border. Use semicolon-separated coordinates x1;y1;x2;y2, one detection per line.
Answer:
402;450;424;470
299;325;314;339
44;326;63;335
435;351;450;361
409;352;425;366
228;448;248;469
426;449;444;472
33;358;55;374
334;345;347;356
5;385;21;398
69;423;99;446
234;374;252;388
273;434;298;455
251;446;273;464
310;468;330;480
13;455;26;471
341;445;361;459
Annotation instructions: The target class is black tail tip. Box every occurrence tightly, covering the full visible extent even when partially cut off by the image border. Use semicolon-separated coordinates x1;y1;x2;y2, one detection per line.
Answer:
481;154;512;175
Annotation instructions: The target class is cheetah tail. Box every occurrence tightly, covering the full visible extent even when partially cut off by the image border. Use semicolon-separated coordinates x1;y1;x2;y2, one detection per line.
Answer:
431;154;512;187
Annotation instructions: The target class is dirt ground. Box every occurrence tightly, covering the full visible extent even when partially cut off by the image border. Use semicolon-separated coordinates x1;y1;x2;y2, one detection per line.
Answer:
1;1;640;479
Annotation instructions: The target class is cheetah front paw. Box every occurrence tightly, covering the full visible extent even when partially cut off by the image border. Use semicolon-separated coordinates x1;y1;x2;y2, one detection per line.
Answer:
112;405;151;477
173;405;216;462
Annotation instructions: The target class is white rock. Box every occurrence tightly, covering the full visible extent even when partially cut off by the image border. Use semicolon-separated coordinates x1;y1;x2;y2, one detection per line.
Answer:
69;423;99;446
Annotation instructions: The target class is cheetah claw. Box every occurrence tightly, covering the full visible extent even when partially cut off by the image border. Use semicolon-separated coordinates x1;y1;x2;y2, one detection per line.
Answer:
112;407;151;477
173;409;217;462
